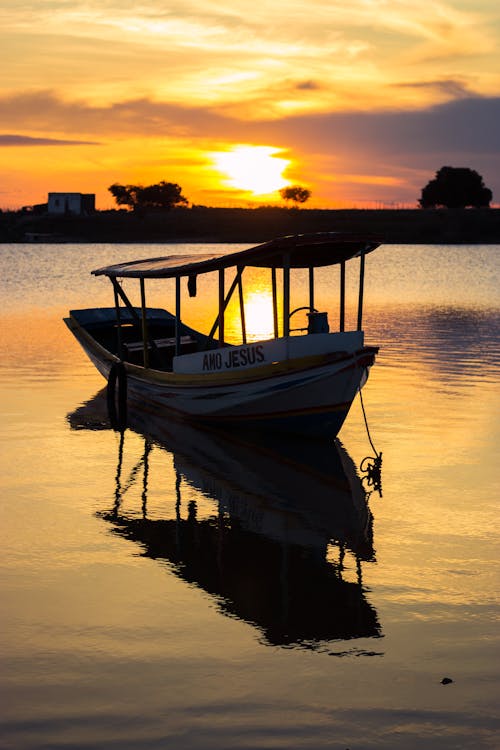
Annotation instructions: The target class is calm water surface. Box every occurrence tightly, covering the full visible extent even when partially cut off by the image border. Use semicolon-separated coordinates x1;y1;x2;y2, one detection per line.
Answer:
0;243;499;750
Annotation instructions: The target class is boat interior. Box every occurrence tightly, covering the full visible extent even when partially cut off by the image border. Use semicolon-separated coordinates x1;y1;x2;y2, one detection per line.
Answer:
70;303;337;374
70;307;219;371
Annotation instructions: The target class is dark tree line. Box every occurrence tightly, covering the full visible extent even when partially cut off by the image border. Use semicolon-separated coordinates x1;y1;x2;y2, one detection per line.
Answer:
420;167;492;209
107;168;493;213
108;181;188;211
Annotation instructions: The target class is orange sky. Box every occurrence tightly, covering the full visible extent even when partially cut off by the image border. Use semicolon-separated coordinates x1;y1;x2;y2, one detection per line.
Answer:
1;1;499;209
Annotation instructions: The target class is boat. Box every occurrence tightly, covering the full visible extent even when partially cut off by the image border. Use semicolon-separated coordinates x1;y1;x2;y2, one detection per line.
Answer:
68;392;382;649
64;232;381;439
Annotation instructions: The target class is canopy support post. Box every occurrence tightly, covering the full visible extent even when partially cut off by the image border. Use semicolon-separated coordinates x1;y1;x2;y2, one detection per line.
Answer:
357;250;365;331
113;283;123;360
237;265;247;345
218;268;225;347
175;276;181;356
140;278;149;368
340;261;346;332
271;268;279;339
309;266;315;311
283;254;290;337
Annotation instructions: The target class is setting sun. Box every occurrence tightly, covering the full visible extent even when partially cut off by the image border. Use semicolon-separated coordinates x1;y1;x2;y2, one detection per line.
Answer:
212;145;290;196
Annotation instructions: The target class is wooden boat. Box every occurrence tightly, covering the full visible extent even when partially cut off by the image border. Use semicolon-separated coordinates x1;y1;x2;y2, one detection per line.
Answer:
64;232;380;439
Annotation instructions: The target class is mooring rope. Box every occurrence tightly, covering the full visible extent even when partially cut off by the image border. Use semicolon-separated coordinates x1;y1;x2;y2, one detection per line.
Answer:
358;371;383;498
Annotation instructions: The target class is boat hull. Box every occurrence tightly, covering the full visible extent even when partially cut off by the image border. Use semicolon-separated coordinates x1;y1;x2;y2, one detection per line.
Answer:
65;315;377;440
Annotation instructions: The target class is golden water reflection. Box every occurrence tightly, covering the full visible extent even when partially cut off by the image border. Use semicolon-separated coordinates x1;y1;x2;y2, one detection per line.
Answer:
1;243;499;748
68;394;382;651
225;285;277;342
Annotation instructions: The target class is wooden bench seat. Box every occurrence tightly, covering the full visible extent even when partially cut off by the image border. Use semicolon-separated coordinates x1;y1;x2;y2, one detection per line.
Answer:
124;335;196;353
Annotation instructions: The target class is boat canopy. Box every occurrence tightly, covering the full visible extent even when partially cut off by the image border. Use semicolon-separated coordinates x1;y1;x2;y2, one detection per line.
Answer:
92;232;380;279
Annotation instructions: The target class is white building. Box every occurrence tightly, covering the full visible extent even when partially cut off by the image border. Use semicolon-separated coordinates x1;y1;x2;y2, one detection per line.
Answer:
48;192;95;215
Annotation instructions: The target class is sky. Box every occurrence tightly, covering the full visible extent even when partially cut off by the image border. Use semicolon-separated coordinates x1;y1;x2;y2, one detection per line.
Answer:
1;0;499;209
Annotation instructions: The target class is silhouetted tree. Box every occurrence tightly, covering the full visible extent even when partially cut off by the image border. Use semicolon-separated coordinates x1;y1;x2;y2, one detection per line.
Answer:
108;181;188;211
108;184;138;209
279;185;311;207
419;167;492;209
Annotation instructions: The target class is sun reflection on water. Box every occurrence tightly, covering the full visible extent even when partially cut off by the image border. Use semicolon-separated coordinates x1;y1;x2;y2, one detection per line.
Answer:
242;289;276;341
224;281;278;343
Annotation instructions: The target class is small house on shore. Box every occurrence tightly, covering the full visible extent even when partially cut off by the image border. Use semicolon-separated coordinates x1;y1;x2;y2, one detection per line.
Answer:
48;192;95;216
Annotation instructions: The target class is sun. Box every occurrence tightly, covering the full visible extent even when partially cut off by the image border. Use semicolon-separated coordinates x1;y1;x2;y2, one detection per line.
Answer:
212;145;290;195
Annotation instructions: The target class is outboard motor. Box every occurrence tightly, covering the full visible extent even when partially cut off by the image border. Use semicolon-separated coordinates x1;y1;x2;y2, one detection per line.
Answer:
307;311;329;334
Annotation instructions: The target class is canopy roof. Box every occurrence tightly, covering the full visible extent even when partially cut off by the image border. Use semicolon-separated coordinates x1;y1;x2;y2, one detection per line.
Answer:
92;232;381;279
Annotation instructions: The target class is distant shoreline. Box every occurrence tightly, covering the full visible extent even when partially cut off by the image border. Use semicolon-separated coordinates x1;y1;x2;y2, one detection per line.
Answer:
1;206;500;244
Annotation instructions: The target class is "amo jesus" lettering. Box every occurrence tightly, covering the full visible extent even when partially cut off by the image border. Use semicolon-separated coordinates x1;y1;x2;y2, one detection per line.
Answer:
202;344;265;371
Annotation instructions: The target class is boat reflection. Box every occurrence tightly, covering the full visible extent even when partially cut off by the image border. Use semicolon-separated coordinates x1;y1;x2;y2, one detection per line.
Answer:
69;392;383;651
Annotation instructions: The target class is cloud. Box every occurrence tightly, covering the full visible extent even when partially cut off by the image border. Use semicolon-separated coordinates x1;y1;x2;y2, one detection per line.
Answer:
392;79;472;99
295;81;321;91
2;90;499;151
0;90;234;138
0;90;498;204
265;97;500;157
0;133;100;146
2;0;496;115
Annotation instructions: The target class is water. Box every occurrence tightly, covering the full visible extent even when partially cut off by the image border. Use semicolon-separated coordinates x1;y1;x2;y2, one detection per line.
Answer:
0;243;499;750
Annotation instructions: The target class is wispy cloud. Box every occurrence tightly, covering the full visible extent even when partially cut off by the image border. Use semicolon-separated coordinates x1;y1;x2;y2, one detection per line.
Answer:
392;79;472;99
0;133;100;146
1;0;497;112
1;90;498;153
0;91;233;138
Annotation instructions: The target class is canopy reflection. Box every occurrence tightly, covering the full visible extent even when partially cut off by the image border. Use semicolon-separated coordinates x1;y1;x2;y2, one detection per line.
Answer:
69;392;382;650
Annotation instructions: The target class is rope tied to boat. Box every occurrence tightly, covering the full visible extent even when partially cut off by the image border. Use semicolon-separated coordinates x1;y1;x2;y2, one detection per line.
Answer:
358;370;383;498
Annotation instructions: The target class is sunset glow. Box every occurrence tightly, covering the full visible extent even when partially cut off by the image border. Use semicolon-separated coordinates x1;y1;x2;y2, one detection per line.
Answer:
212;146;290;196
0;1;499;208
